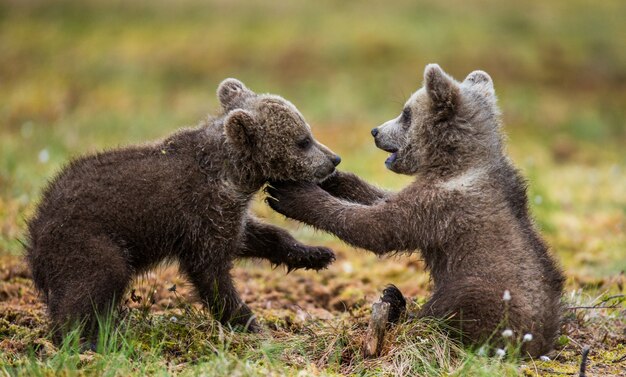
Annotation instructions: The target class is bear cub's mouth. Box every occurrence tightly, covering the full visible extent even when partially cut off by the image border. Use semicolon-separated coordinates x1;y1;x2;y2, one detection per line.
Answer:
380;146;399;167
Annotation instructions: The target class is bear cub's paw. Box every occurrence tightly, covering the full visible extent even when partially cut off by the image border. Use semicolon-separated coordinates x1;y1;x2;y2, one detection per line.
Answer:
381;284;407;324
285;245;336;273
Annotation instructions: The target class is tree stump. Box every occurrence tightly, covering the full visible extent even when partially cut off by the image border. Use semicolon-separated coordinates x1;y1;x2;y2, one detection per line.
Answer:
363;301;390;358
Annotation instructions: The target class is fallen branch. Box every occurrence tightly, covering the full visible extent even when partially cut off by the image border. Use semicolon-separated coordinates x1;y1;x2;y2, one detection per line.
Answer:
363;301;390;358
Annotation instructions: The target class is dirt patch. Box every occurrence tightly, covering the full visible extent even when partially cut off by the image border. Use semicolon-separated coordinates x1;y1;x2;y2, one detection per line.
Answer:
1;251;625;374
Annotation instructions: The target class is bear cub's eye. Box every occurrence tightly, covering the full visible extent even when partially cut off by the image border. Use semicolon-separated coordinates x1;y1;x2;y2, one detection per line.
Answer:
400;107;412;125
297;136;312;150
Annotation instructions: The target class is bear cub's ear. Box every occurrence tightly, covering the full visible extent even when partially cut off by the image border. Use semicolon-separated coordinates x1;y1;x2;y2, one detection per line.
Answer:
224;109;255;147
424;64;460;112
463;70;495;97
217;78;254;111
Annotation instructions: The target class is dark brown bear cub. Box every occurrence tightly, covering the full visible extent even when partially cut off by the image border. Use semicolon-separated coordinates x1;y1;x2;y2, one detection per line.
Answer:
26;78;340;341
268;65;564;357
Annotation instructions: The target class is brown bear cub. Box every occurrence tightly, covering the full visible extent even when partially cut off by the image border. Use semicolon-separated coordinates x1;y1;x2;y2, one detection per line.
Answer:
268;64;564;357
26;78;340;341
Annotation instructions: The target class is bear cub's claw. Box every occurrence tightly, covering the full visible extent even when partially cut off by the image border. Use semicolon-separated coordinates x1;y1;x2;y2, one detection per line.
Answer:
380;284;407;324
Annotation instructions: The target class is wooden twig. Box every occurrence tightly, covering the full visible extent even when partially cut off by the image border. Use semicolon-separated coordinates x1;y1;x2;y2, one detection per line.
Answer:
601;294;624;301
363;301;390;358
567;293;625;311
566;305;619;310
611;354;626;364
579;346;590;377
536;368;576;375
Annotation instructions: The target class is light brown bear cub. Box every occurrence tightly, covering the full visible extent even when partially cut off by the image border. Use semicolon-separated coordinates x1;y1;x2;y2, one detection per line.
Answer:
268;64;564;357
26;79;340;342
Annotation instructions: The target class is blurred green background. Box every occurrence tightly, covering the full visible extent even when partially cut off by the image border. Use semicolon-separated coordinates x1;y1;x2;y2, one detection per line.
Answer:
1;0;625;276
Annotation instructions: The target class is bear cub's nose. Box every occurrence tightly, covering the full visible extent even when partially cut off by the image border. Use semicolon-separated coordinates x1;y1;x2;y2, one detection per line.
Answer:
371;128;379;137
331;155;342;167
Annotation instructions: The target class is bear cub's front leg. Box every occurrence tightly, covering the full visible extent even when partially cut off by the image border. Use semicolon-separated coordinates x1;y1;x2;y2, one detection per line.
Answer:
180;257;260;332
238;218;335;272
319;171;387;205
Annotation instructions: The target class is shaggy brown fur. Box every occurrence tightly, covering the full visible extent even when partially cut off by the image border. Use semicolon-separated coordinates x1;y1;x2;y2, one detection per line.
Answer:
26;78;341;341
268;65;564;357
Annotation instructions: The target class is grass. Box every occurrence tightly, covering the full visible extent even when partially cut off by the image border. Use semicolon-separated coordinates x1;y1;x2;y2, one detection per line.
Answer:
1;0;625;375
0;298;520;376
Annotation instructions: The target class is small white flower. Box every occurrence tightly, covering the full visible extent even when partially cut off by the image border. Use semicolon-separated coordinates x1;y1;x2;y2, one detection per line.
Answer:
477;346;488;356
38;149;50;163
342;262;353;274
495;348;506;358
502;329;513;338
534;195;543;205
170;316;178;323
539;355;550;362
523;333;533;342
502;290;511;301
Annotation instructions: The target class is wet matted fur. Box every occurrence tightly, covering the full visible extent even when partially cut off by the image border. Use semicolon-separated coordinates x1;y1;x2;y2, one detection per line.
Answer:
26;78;341;341
268;65;564;357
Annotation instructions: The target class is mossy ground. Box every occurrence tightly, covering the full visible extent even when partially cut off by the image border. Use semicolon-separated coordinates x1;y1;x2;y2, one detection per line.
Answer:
1;0;625;375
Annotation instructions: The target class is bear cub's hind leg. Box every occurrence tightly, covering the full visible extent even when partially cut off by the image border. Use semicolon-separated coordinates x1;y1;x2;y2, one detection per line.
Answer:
46;235;132;346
